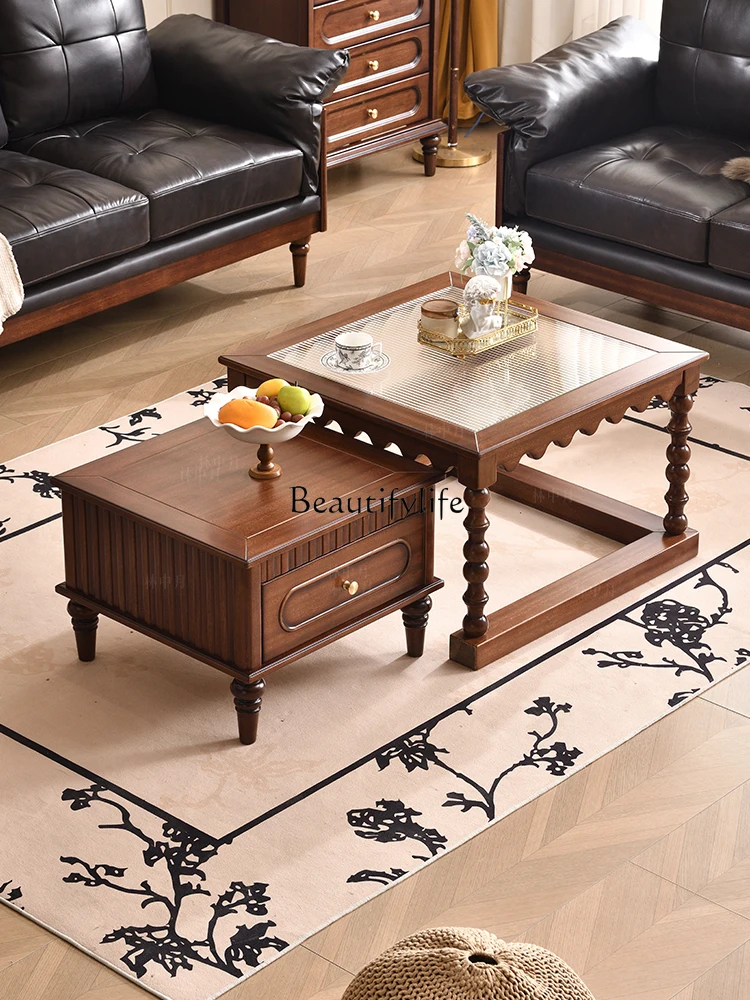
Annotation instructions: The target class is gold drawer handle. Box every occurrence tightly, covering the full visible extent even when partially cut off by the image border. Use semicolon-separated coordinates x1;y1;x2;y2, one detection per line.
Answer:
367;59;379;71
368;9;380;20
367;108;379;120
342;580;359;596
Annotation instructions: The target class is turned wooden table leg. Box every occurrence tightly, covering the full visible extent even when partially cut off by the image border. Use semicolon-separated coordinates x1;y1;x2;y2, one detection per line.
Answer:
664;391;693;536
290;240;310;288
67;601;98;662
462;487;490;639
231;677;265;745
420;135;440;177
403;595;432;657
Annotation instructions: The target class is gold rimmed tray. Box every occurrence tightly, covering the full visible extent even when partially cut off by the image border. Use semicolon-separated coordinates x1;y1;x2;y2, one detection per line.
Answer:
418;299;539;358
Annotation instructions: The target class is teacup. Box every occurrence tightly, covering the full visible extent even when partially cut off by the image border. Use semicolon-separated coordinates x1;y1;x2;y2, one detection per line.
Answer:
334;331;382;371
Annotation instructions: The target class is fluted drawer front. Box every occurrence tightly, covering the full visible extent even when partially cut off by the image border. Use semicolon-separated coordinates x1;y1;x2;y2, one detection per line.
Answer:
326;73;430;151
332;26;430;96
262;514;425;661
313;0;428;47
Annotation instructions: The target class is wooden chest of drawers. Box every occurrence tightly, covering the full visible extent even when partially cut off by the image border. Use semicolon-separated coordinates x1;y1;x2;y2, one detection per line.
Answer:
214;0;446;174
53;421;443;746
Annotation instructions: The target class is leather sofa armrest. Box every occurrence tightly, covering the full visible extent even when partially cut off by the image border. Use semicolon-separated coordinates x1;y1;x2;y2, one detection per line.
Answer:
464;16;658;217
148;15;349;196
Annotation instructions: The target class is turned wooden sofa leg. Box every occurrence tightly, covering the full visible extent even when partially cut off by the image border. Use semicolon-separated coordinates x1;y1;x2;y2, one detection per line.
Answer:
512;267;530;295
290;240;311;287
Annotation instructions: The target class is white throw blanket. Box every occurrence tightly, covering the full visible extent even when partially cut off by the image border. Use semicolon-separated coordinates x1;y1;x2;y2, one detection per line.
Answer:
0;233;23;333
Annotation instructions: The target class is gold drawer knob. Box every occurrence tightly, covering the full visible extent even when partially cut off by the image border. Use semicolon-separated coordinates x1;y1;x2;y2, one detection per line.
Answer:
367;108;379;120
342;580;359;596
368;9;380;20
367;59;380;71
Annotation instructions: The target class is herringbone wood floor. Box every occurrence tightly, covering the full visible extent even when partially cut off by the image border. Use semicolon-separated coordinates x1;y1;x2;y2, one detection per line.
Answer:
2;126;750;999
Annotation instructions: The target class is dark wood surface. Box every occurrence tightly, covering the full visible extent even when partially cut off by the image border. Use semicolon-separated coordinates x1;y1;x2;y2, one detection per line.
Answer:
55;419;444;743
326;73;431;152
53;421;442;563
222;273;708;669
450;526;699;669
214;0;445;172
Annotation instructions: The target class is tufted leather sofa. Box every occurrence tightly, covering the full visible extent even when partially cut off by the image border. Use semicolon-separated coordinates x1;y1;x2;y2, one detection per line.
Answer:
465;0;750;333
0;0;348;345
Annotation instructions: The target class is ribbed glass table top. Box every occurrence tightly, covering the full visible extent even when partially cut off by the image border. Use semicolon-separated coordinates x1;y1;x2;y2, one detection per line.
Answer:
269;286;655;432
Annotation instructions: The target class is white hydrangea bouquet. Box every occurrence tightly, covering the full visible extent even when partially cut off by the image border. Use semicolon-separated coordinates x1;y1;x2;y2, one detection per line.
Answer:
455;213;534;278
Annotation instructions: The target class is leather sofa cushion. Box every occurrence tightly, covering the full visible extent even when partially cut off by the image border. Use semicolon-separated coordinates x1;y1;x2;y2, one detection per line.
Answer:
0;0;156;140
15;110;305;241
658;0;750;137
709;200;750;280
525;126;750;264
0;150;149;286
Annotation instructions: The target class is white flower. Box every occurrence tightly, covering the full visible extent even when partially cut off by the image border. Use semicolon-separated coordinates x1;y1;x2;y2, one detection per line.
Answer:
455;239;471;269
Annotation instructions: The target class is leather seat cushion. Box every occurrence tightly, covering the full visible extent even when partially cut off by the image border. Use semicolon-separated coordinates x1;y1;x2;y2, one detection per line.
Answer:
710;199;750;280
0;150;149;286
14;110;305;241
525;126;750;264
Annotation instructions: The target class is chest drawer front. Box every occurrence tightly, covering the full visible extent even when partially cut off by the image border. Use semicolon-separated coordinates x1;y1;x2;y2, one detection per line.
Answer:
314;0;428;48
262;514;425;662
333;26;431;96
326;73;430;151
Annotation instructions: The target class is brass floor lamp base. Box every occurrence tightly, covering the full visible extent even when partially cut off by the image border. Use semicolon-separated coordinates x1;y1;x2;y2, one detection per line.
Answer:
412;138;491;168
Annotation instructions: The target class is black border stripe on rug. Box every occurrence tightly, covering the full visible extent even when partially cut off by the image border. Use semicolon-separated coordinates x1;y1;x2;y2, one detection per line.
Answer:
0;722;217;845
624;414;750;462
0;512;62;543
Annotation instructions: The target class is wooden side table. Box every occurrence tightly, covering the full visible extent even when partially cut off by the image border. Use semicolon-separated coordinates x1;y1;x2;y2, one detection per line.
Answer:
52;423;443;745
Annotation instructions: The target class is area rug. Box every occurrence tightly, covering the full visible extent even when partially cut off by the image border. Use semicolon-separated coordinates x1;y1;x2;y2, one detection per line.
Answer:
1;374;749;1000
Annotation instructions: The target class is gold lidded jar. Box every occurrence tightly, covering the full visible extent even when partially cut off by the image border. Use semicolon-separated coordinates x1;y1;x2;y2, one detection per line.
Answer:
420;298;459;340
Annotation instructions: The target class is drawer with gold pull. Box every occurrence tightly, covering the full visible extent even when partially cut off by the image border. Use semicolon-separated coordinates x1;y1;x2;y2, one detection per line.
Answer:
326;73;430;152
313;0;428;48
332;25;431;96
262;515;425;662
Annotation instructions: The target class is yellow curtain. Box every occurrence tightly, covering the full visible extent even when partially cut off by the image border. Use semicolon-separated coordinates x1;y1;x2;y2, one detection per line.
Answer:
438;0;500;122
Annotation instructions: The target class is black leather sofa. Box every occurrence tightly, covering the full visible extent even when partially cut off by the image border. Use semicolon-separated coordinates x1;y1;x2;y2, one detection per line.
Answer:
465;0;750;332
0;0;348;346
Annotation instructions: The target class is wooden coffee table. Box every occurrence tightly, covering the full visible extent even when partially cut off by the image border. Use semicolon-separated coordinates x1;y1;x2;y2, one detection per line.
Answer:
52;423;443;744
221;273;709;670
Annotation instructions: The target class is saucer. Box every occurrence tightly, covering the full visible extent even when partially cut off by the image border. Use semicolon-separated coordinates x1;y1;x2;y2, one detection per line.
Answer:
320;348;391;375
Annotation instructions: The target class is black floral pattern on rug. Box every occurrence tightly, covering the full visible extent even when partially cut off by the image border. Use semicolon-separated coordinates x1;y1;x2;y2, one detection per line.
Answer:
348;800;447;865
187;377;228;408
128;407;163;426
583;563;741;703
347;868;408;886
347;698;580;882
0;465;59;537
99;404;165;448
61;784;287;980
0;879;23;905
0;465;58;500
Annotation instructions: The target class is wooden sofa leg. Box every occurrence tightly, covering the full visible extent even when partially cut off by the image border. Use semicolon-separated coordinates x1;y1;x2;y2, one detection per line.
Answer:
512;266;530;295
290;240;310;287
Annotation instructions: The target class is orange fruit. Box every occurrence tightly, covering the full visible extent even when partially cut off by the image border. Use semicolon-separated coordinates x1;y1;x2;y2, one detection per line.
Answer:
256;377;288;398
219;398;278;429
